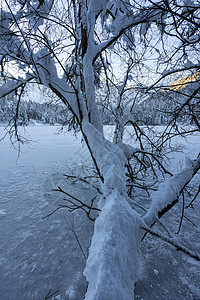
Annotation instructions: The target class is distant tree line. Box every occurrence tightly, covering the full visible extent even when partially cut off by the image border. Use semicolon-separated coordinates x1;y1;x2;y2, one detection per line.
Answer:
98;82;200;126
0;94;69;125
1;84;199;127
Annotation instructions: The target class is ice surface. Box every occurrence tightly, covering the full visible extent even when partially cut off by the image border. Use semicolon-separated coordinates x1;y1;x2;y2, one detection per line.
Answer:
0;125;199;299
0;126;87;169
0;126;92;300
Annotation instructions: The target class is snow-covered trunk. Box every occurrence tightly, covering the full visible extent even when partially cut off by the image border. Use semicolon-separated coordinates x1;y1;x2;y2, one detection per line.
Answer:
82;121;141;299
84;190;141;300
82;48;103;133
80;12;142;296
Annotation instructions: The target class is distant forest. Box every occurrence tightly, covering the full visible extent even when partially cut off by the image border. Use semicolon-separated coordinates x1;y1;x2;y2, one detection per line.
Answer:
0;87;197;126
0;95;69;125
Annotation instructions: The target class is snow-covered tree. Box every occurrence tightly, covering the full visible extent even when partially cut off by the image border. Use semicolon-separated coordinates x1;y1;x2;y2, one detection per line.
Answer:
0;0;200;298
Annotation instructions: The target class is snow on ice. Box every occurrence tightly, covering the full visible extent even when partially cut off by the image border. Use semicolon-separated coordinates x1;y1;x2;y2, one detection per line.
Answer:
0;125;200;299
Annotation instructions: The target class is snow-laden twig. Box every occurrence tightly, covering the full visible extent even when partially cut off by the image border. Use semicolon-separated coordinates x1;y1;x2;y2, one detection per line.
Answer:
141;223;200;261
0;76;34;98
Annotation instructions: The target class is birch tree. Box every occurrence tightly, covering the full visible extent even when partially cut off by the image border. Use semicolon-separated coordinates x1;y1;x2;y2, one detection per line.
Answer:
0;0;200;298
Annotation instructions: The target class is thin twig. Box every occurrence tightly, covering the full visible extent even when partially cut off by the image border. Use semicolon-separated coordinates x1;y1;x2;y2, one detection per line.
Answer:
42;186;101;221
44;289;59;299
185;185;200;209
63;174;102;194
64;217;87;261
177;192;185;234
183;215;198;228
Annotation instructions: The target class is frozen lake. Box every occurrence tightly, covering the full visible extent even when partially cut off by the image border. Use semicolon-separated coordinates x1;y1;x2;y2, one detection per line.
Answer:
0;126;89;169
0;126;93;300
0;125;199;299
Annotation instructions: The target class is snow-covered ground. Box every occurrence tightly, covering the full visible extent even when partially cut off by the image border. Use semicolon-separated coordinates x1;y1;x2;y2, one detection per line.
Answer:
0;126;199;299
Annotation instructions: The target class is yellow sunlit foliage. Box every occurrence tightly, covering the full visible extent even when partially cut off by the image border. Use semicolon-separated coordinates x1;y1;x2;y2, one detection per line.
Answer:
161;71;199;93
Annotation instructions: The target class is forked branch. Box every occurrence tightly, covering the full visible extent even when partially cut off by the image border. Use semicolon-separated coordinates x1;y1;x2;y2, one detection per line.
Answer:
44;186;101;221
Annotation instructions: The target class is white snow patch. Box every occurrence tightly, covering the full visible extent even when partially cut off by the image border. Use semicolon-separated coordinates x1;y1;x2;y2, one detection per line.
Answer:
0;209;6;216
65;285;76;299
153;269;159;276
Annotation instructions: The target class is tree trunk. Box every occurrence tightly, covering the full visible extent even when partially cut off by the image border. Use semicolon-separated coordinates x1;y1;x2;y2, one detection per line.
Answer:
84;189;141;300
82;120;141;299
